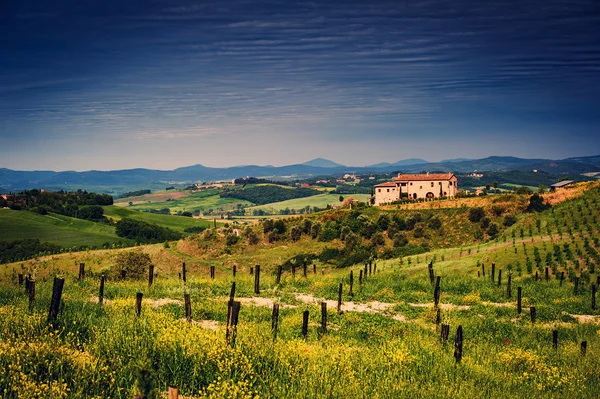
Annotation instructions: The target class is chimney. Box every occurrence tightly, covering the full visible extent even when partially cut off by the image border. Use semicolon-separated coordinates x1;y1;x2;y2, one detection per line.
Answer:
427;172;429;176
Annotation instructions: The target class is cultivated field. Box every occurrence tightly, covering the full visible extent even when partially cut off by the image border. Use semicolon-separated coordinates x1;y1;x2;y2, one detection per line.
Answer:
102;206;214;232
247;193;371;213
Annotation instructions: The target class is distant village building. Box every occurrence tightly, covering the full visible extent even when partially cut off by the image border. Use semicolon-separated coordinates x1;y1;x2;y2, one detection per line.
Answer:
468;172;484;177
550;180;575;191
374;172;458;205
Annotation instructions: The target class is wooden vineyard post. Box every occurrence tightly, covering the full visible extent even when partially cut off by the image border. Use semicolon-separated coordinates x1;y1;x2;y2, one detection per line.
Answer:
302;310;309;340
47;277;65;323
497;270;502;287
182;262;187;283
232;265;236;278
254;265;260;295
593;284;597;310
184;293;192;322
368;260;372;276
574;277;579;295
25;276;30;294
517;287;522;314
135;292;143;317
303;261;307;278
250;266;254;275
454;325;463;363
428;263;434;284
313;264;317;274
507;275;512;298
491;263;495;283
359;270;363;287
271;303;280;341
581;341;587;356
363;263;368;280
120;270;126;280
18;273;23;285
552;330;558;349
276;266;282;284
210;265;215;280
434;276;441;308
349;270;354;297
148;264;154;288
545;267;549;282
320;302;327;336
535;271;538;282
477;271;480;278
560;272;565;287
168;386;179;399
292;264;296;278
441;324;450;345
337;283;343;314
435;307;441;325
227;282;236;322
78;263;85;283
530;306;536;324
373;263;377;274
481;264;485;277
28;279;35;312
226;301;241;347
99;275;105;304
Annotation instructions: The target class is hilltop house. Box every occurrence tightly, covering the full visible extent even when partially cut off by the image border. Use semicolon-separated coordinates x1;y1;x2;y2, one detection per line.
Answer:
374;172;458;205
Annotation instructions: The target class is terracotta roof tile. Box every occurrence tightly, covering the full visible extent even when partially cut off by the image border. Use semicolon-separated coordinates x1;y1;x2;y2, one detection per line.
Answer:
375;182;397;187
394;173;455;182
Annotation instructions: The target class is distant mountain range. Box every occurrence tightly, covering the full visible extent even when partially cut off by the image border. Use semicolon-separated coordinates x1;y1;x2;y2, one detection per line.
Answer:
1;155;599;194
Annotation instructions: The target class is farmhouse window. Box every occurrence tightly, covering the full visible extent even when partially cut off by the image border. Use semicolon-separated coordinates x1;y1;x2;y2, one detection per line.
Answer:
431;182;434;187
378;189;381;192
387;189;390;192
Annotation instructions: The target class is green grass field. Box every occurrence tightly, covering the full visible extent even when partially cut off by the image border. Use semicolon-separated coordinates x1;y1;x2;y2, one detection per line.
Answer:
0;209;128;247
247;193;371;213
103;206;214;232
115;189;252;213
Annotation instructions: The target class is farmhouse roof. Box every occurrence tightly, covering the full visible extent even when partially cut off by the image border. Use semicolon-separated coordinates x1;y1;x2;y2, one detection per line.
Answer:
551;180;575;188
394;172;455;182
375;182;397;187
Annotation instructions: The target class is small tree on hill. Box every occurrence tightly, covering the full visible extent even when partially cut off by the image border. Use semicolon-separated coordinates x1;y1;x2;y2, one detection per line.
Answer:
114;251;152;280
468;207;486;223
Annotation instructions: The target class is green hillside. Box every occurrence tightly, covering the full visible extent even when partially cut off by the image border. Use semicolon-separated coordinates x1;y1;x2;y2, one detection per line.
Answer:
115;189;251;213
0;209;127;248
248;193;371;213
103;206;214;232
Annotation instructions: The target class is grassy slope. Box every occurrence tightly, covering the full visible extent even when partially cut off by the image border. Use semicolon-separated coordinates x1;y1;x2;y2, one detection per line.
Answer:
102;206;213;232
247;193;371;212
0;209;128;247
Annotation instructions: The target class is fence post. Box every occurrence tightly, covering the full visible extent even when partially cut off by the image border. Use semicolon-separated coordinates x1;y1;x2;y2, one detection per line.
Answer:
535;271;538;282
481;264;485;277
552;330;558;349
428;263;434;284
545;267;549;282
276;266;282;284
434;276;441;308
79;263;85;283
135;292;143;317
337;283;343;314
321;302;327;336
184;293;192;321
517;287;522;314
182;262;187;283
254;265;260;295
441;324;450;345
368;260;372;276
250;266;254;275
232;265;236;278
148;264;154;288
349;270;354;297
18;273;23;285
359;270;363;286
302;310;309;339
99;275;105;304
530;306;536;323
497;270;502;287
491;263;495;283
271;303;279;341
313;264;317;274
581;341;587;356
303;261;307;278
28;279;35;312
454;325;463;363
47;277;65;323
226;301;241;347
507;274;512;298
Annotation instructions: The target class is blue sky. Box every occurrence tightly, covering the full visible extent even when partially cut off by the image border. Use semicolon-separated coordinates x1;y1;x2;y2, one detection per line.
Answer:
1;0;599;171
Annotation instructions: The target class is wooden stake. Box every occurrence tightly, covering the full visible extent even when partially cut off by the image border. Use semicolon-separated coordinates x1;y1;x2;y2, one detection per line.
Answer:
99;275;105;304
182;262;187;283
581;341;587;356
148;264;154;287
47;277;65;323
254;265;260;295
552;329;558;349
454;325;463;363
276;266;282;284
320;302;327;336
271;303;279;341
530;306;536;323
507;274;512;298
78;263;85;283
337;283;343;314
226;301;241;347
135;292;143;317
232;265;236;278
491;263;495;283
184;293;192;321
349;270;354;297
497;269;502;287
302;310;309;339
517;287;522;314
28;279;35;312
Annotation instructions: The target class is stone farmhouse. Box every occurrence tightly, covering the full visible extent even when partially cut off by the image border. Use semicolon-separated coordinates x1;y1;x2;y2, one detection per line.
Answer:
374;172;458;205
